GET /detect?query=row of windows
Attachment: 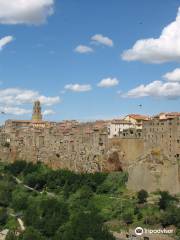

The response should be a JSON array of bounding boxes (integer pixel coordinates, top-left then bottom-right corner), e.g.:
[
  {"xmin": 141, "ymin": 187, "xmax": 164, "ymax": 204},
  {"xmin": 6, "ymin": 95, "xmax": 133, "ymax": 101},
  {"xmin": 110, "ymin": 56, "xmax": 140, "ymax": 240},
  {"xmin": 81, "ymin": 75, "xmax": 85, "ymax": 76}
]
[
  {"xmin": 145, "ymin": 121, "xmax": 180, "ymax": 126},
  {"xmin": 146, "ymin": 135, "xmax": 180, "ymax": 143}
]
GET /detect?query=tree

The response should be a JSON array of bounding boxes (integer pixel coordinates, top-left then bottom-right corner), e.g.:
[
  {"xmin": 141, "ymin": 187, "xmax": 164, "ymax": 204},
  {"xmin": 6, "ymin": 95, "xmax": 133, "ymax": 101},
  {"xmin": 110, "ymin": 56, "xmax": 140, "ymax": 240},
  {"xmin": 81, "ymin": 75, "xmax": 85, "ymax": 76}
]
[
  {"xmin": 24, "ymin": 196, "xmax": 69, "ymax": 237},
  {"xmin": 97, "ymin": 172, "xmax": 128, "ymax": 194},
  {"xmin": 0, "ymin": 181, "xmax": 14, "ymax": 207},
  {"xmin": 137, "ymin": 190, "xmax": 148, "ymax": 204},
  {"xmin": 24, "ymin": 172, "xmax": 47, "ymax": 190},
  {"xmin": 158, "ymin": 191, "xmax": 176, "ymax": 210},
  {"xmin": 54, "ymin": 208, "xmax": 115, "ymax": 240},
  {"xmin": 5, "ymin": 161, "xmax": 27, "ymax": 176},
  {"xmin": 11, "ymin": 189, "xmax": 29, "ymax": 211},
  {"xmin": 68, "ymin": 186, "xmax": 93, "ymax": 213},
  {"xmin": 122, "ymin": 209, "xmax": 134, "ymax": 224},
  {"xmin": 0, "ymin": 207, "xmax": 7, "ymax": 225},
  {"xmin": 19, "ymin": 227, "xmax": 46, "ymax": 240},
  {"xmin": 161, "ymin": 206, "xmax": 180, "ymax": 227}
]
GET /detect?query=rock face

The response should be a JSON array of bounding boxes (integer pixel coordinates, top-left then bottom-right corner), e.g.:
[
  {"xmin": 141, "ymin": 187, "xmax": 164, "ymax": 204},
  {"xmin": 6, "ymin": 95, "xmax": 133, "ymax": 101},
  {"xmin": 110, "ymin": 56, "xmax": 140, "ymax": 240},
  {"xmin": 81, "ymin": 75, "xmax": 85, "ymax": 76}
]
[
  {"xmin": 0, "ymin": 116, "xmax": 180, "ymax": 194},
  {"xmin": 127, "ymin": 149, "xmax": 180, "ymax": 194},
  {"xmin": 0, "ymin": 123, "xmax": 127, "ymax": 173}
]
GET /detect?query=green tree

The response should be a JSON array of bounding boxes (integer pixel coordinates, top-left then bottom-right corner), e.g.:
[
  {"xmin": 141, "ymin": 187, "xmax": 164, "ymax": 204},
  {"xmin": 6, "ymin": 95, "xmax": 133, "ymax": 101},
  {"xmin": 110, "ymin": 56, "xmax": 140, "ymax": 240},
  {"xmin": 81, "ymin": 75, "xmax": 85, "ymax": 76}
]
[
  {"xmin": 158, "ymin": 191, "xmax": 176, "ymax": 210},
  {"xmin": 122, "ymin": 209, "xmax": 134, "ymax": 224},
  {"xmin": 24, "ymin": 172, "xmax": 47, "ymax": 190},
  {"xmin": 137, "ymin": 190, "xmax": 148, "ymax": 204},
  {"xmin": 24, "ymin": 196, "xmax": 69, "ymax": 237},
  {"xmin": 11, "ymin": 189, "xmax": 29, "ymax": 211},
  {"xmin": 0, "ymin": 180, "xmax": 14, "ymax": 207},
  {"xmin": 0, "ymin": 207, "xmax": 7, "ymax": 225},
  {"xmin": 68, "ymin": 186, "xmax": 93, "ymax": 213},
  {"xmin": 97, "ymin": 172, "xmax": 128, "ymax": 194},
  {"xmin": 5, "ymin": 161, "xmax": 27, "ymax": 176},
  {"xmin": 19, "ymin": 227, "xmax": 46, "ymax": 240},
  {"xmin": 54, "ymin": 208, "xmax": 115, "ymax": 240},
  {"xmin": 161, "ymin": 206, "xmax": 180, "ymax": 227}
]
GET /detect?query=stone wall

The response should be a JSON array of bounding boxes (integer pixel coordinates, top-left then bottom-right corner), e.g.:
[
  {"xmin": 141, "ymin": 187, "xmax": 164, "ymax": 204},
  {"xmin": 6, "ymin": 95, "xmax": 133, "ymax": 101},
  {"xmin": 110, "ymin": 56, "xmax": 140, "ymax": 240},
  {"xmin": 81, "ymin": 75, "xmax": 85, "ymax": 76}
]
[
  {"xmin": 0, "ymin": 118, "xmax": 180, "ymax": 194},
  {"xmin": 127, "ymin": 150, "xmax": 180, "ymax": 194}
]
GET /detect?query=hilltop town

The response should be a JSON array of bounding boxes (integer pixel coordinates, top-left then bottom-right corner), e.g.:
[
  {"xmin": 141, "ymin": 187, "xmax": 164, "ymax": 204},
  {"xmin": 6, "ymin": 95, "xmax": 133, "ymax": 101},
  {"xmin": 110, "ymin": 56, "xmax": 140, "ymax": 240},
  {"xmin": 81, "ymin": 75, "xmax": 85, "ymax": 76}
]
[{"xmin": 0, "ymin": 101, "xmax": 179, "ymax": 194}]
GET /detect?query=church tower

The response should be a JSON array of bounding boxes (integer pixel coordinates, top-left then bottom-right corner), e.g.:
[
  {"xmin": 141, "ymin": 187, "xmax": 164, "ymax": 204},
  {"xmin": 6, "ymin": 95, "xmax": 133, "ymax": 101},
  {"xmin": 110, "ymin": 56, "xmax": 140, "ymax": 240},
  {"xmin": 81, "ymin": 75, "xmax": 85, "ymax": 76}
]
[{"xmin": 32, "ymin": 100, "xmax": 42, "ymax": 121}]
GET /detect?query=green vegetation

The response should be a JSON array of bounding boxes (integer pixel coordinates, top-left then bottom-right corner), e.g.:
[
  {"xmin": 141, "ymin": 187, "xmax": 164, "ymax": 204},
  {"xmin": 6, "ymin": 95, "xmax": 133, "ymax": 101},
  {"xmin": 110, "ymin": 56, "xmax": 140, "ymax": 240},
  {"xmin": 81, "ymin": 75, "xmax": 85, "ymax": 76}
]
[
  {"xmin": 0, "ymin": 160, "xmax": 178, "ymax": 239},
  {"xmin": 137, "ymin": 189, "xmax": 148, "ymax": 204}
]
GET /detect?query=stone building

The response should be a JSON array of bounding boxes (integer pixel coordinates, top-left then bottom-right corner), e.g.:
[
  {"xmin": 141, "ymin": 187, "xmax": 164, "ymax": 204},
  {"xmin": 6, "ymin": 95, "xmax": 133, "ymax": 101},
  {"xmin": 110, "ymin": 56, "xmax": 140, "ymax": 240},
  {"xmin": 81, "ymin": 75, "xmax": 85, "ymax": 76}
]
[
  {"xmin": 108, "ymin": 119, "xmax": 134, "ymax": 138},
  {"xmin": 108, "ymin": 114, "xmax": 149, "ymax": 139},
  {"xmin": 0, "ymin": 101, "xmax": 112, "ymax": 172},
  {"xmin": 124, "ymin": 114, "xmax": 150, "ymax": 129},
  {"xmin": 143, "ymin": 114, "xmax": 180, "ymax": 160},
  {"xmin": 0, "ymin": 102, "xmax": 180, "ymax": 193},
  {"xmin": 32, "ymin": 100, "xmax": 42, "ymax": 121}
]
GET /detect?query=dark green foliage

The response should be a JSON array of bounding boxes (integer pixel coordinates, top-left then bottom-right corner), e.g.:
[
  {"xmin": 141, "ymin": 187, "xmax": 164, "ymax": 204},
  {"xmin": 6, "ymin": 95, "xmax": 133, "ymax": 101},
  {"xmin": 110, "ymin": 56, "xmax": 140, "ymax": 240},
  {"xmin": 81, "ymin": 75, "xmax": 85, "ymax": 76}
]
[
  {"xmin": 161, "ymin": 206, "xmax": 180, "ymax": 228},
  {"xmin": 54, "ymin": 208, "xmax": 115, "ymax": 240},
  {"xmin": 122, "ymin": 209, "xmax": 134, "ymax": 224},
  {"xmin": 68, "ymin": 186, "xmax": 93, "ymax": 212},
  {"xmin": 0, "ymin": 180, "xmax": 14, "ymax": 207},
  {"xmin": 11, "ymin": 189, "xmax": 29, "ymax": 211},
  {"xmin": 24, "ymin": 172, "xmax": 47, "ymax": 190},
  {"xmin": 0, "ymin": 207, "xmax": 8, "ymax": 225},
  {"xmin": 46, "ymin": 170, "xmax": 107, "ymax": 196},
  {"xmin": 2, "ymin": 161, "xmax": 180, "ymax": 239},
  {"xmin": 97, "ymin": 172, "xmax": 128, "ymax": 194},
  {"xmin": 137, "ymin": 189, "xmax": 148, "ymax": 204},
  {"xmin": 24, "ymin": 196, "xmax": 69, "ymax": 237},
  {"xmin": 158, "ymin": 191, "xmax": 177, "ymax": 210},
  {"xmin": 5, "ymin": 161, "xmax": 27, "ymax": 176},
  {"xmin": 19, "ymin": 227, "xmax": 46, "ymax": 240}
]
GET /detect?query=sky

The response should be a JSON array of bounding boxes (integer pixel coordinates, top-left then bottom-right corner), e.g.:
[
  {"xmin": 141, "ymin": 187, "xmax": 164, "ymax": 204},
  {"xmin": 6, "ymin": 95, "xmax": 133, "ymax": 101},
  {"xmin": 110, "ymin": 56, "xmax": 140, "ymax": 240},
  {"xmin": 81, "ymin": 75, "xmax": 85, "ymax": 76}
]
[{"xmin": 0, "ymin": 0, "xmax": 180, "ymax": 122}]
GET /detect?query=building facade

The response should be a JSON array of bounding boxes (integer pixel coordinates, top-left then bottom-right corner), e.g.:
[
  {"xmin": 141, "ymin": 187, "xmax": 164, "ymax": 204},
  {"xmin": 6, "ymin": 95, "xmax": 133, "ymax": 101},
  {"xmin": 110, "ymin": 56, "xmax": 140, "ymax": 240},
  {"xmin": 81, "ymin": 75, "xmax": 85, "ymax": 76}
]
[{"xmin": 143, "ymin": 114, "xmax": 180, "ymax": 160}]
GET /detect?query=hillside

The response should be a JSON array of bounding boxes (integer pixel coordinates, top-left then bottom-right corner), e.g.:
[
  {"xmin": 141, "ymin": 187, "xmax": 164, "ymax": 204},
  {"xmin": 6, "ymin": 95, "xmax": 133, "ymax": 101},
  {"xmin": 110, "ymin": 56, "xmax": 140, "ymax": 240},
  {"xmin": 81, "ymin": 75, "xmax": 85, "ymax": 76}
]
[{"xmin": 0, "ymin": 161, "xmax": 179, "ymax": 239}]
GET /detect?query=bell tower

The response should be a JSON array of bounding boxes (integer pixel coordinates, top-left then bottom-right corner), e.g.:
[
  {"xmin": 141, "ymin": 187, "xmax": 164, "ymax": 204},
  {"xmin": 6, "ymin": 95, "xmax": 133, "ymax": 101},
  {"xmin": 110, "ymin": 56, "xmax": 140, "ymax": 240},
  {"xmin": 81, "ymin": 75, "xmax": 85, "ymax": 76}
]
[{"xmin": 32, "ymin": 100, "xmax": 42, "ymax": 121}]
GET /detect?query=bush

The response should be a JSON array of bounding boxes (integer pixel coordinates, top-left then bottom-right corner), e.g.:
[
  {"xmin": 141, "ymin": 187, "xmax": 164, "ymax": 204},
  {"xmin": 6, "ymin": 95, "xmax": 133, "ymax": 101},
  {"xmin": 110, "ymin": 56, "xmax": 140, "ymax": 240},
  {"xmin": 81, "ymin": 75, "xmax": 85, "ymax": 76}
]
[
  {"xmin": 11, "ymin": 189, "xmax": 29, "ymax": 211},
  {"xmin": 54, "ymin": 208, "xmax": 115, "ymax": 240},
  {"xmin": 158, "ymin": 191, "xmax": 177, "ymax": 210},
  {"xmin": 5, "ymin": 161, "xmax": 27, "ymax": 176},
  {"xmin": 0, "ymin": 207, "xmax": 7, "ymax": 225},
  {"xmin": 137, "ymin": 190, "xmax": 148, "ymax": 204},
  {"xmin": 19, "ymin": 227, "xmax": 46, "ymax": 240},
  {"xmin": 97, "ymin": 172, "xmax": 128, "ymax": 194},
  {"xmin": 24, "ymin": 196, "xmax": 69, "ymax": 237},
  {"xmin": 122, "ymin": 209, "xmax": 134, "ymax": 224}
]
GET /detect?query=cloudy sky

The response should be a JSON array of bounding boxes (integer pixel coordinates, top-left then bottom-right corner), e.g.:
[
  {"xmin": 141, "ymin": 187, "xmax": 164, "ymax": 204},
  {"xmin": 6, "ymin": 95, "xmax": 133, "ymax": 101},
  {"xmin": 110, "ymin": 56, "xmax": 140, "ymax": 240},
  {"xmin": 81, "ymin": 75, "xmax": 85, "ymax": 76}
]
[{"xmin": 0, "ymin": 0, "xmax": 180, "ymax": 122}]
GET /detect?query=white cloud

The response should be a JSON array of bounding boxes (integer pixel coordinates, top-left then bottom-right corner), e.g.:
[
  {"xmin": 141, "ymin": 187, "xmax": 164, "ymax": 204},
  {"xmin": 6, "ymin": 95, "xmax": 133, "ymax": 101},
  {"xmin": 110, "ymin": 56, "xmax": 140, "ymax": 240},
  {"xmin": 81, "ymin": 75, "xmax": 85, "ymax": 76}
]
[
  {"xmin": 0, "ymin": 0, "xmax": 54, "ymax": 25},
  {"xmin": 0, "ymin": 88, "xmax": 60, "ymax": 106},
  {"xmin": 0, "ymin": 36, "xmax": 14, "ymax": 50},
  {"xmin": 97, "ymin": 78, "xmax": 119, "ymax": 88},
  {"xmin": 163, "ymin": 68, "xmax": 180, "ymax": 81},
  {"xmin": 43, "ymin": 109, "xmax": 55, "ymax": 115},
  {"xmin": 74, "ymin": 45, "xmax": 93, "ymax": 54},
  {"xmin": 91, "ymin": 34, "xmax": 113, "ymax": 47},
  {"xmin": 38, "ymin": 96, "xmax": 60, "ymax": 106},
  {"xmin": 64, "ymin": 84, "xmax": 92, "ymax": 92},
  {"xmin": 122, "ymin": 7, "xmax": 180, "ymax": 63},
  {"xmin": 122, "ymin": 80, "xmax": 180, "ymax": 99},
  {"xmin": 0, "ymin": 88, "xmax": 60, "ymax": 115},
  {"xmin": 0, "ymin": 106, "xmax": 31, "ymax": 115}
]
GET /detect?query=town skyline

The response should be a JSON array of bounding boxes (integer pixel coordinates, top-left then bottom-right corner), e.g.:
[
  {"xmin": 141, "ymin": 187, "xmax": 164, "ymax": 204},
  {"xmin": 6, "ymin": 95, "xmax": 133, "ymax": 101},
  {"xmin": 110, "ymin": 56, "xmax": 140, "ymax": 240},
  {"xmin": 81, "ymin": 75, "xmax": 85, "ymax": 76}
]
[{"xmin": 0, "ymin": 0, "xmax": 180, "ymax": 123}]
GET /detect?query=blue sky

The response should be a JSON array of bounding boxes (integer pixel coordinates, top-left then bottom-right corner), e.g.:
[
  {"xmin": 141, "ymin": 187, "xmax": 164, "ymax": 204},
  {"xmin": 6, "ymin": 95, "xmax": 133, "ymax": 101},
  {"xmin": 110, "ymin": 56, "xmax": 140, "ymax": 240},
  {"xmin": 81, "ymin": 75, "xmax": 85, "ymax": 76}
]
[{"xmin": 0, "ymin": 0, "xmax": 180, "ymax": 122}]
